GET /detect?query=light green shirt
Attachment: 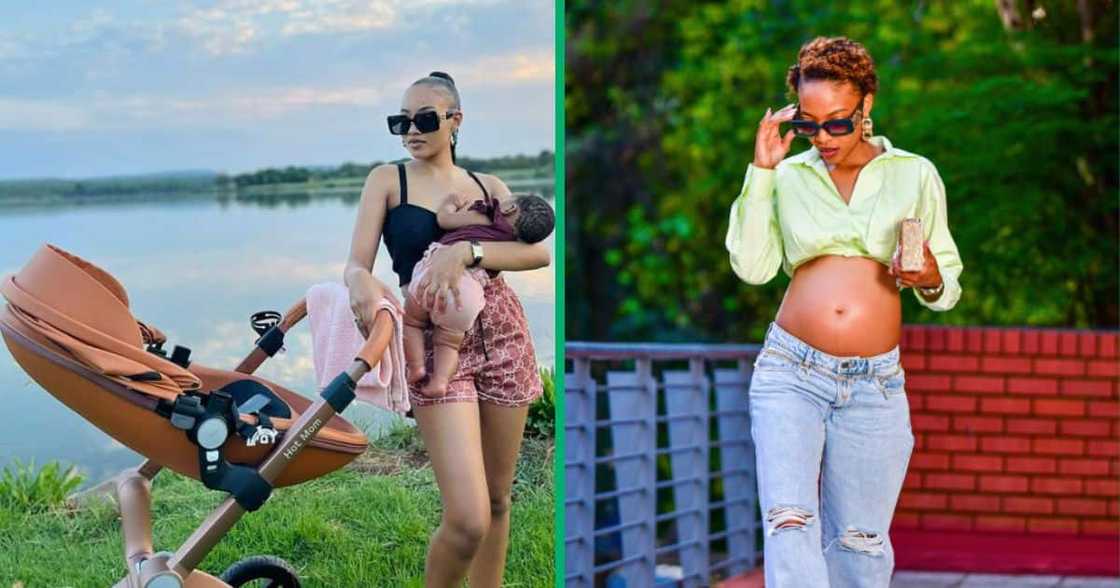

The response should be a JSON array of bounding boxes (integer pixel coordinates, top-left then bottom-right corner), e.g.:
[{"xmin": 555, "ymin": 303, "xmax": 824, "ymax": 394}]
[{"xmin": 724, "ymin": 135, "xmax": 963, "ymax": 311}]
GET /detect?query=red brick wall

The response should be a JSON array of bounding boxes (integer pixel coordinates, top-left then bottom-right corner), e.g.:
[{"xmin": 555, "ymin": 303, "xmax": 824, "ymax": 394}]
[{"xmin": 893, "ymin": 325, "xmax": 1119, "ymax": 537}]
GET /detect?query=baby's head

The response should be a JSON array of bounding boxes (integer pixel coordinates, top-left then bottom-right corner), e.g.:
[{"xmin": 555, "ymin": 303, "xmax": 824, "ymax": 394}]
[{"xmin": 500, "ymin": 193, "xmax": 554, "ymax": 243}]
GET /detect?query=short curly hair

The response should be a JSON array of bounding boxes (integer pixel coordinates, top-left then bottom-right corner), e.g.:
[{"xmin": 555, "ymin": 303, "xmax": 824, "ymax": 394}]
[
  {"xmin": 786, "ymin": 36, "xmax": 878, "ymax": 97},
  {"xmin": 513, "ymin": 193, "xmax": 555, "ymax": 244}
]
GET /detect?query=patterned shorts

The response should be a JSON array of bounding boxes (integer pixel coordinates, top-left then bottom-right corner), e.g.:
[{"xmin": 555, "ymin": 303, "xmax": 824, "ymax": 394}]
[{"xmin": 408, "ymin": 274, "xmax": 543, "ymax": 408}]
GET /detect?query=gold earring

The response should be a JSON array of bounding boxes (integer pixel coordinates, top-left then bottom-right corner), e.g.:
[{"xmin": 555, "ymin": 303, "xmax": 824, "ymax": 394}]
[{"xmin": 862, "ymin": 117, "xmax": 873, "ymax": 140}]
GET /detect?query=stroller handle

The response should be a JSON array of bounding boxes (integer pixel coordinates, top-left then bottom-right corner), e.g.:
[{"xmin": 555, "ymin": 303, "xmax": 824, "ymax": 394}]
[
  {"xmin": 347, "ymin": 308, "xmax": 395, "ymax": 382},
  {"xmin": 167, "ymin": 307, "xmax": 396, "ymax": 577}
]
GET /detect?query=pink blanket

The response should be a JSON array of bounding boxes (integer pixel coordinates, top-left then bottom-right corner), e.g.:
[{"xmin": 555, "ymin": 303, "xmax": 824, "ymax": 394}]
[{"xmin": 306, "ymin": 282, "xmax": 409, "ymax": 414}]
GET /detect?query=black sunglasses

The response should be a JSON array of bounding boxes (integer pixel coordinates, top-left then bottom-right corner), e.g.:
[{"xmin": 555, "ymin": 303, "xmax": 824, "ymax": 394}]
[
  {"xmin": 387, "ymin": 110, "xmax": 456, "ymax": 135},
  {"xmin": 789, "ymin": 98, "xmax": 864, "ymax": 138}
]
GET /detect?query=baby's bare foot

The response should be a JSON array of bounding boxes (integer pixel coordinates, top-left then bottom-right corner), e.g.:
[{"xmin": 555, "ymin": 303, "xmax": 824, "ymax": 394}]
[
  {"xmin": 406, "ymin": 364, "xmax": 427, "ymax": 385},
  {"xmin": 421, "ymin": 378, "xmax": 449, "ymax": 397}
]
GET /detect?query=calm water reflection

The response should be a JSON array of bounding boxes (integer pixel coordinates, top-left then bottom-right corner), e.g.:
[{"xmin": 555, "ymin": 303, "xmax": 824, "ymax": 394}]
[{"xmin": 0, "ymin": 195, "xmax": 554, "ymax": 483}]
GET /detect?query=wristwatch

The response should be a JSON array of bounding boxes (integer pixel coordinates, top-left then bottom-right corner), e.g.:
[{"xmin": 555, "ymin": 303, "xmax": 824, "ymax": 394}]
[
  {"xmin": 919, "ymin": 282, "xmax": 944, "ymax": 298},
  {"xmin": 468, "ymin": 240, "xmax": 483, "ymax": 268}
]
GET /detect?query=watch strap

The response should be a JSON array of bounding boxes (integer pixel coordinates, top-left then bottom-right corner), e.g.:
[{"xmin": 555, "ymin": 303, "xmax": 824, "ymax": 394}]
[{"xmin": 468, "ymin": 240, "xmax": 483, "ymax": 268}]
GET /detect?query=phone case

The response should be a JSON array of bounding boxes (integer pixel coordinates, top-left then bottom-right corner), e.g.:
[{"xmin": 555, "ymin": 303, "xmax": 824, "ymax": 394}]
[{"xmin": 899, "ymin": 218, "xmax": 924, "ymax": 272}]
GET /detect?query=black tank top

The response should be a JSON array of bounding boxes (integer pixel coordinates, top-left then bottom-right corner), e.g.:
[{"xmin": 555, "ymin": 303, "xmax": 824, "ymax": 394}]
[{"xmin": 382, "ymin": 163, "xmax": 490, "ymax": 286}]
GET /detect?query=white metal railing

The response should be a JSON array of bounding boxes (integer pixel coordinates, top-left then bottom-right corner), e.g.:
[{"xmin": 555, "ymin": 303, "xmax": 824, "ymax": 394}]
[{"xmin": 565, "ymin": 342, "xmax": 764, "ymax": 587}]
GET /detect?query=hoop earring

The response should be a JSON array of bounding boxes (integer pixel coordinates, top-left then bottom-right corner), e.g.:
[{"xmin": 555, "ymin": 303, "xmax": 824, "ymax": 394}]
[{"xmin": 862, "ymin": 117, "xmax": 873, "ymax": 141}]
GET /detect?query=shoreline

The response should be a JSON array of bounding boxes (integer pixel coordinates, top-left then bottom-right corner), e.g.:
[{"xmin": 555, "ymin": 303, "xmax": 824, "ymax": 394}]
[{"xmin": 0, "ymin": 177, "xmax": 556, "ymax": 211}]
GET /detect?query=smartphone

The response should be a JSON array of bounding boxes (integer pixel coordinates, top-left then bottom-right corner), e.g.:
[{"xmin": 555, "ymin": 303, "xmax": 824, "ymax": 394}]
[{"xmin": 899, "ymin": 218, "xmax": 924, "ymax": 272}]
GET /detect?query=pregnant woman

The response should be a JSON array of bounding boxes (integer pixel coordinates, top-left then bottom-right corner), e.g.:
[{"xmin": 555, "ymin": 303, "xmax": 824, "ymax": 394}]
[
  {"xmin": 724, "ymin": 37, "xmax": 963, "ymax": 587},
  {"xmin": 344, "ymin": 71, "xmax": 548, "ymax": 587}
]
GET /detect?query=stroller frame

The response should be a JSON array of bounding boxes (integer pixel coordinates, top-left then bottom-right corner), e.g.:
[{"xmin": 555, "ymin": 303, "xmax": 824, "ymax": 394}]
[{"xmin": 1, "ymin": 245, "xmax": 394, "ymax": 588}]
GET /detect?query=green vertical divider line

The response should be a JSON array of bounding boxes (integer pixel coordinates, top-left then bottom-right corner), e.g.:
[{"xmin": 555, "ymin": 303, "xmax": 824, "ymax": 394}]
[{"xmin": 553, "ymin": 0, "xmax": 566, "ymax": 585}]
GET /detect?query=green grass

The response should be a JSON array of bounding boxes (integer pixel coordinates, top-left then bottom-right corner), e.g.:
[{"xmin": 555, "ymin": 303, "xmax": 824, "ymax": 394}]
[
  {"xmin": 526, "ymin": 366, "xmax": 556, "ymax": 438},
  {"xmin": 0, "ymin": 432, "xmax": 554, "ymax": 587},
  {"xmin": 0, "ymin": 459, "xmax": 84, "ymax": 513}
]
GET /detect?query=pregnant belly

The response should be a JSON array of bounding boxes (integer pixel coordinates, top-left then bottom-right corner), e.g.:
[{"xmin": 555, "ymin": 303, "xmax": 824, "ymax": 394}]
[{"xmin": 775, "ymin": 255, "xmax": 902, "ymax": 356}]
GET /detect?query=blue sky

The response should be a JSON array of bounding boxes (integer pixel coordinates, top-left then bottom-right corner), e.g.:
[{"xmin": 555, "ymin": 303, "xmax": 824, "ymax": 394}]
[{"xmin": 0, "ymin": 0, "xmax": 554, "ymax": 178}]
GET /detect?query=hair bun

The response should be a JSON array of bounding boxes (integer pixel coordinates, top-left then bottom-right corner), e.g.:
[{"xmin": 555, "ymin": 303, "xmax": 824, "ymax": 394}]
[{"xmin": 429, "ymin": 71, "xmax": 455, "ymax": 85}]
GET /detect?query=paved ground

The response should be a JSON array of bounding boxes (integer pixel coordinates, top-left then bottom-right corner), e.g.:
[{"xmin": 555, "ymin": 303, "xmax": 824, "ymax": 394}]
[
  {"xmin": 891, "ymin": 572, "xmax": 1120, "ymax": 588},
  {"xmin": 721, "ymin": 570, "xmax": 1119, "ymax": 587}
]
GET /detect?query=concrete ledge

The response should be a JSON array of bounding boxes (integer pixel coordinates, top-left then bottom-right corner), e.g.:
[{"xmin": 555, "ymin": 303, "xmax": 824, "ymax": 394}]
[
  {"xmin": 722, "ymin": 569, "xmax": 1119, "ymax": 588},
  {"xmin": 892, "ymin": 529, "xmax": 1119, "ymax": 577},
  {"xmin": 718, "ymin": 568, "xmax": 764, "ymax": 588}
]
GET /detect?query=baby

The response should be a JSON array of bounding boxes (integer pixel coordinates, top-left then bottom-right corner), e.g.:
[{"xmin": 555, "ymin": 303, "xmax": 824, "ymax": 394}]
[{"xmin": 403, "ymin": 189, "xmax": 554, "ymax": 396}]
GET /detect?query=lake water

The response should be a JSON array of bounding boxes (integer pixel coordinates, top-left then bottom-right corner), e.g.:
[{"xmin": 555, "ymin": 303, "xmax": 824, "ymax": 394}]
[{"xmin": 0, "ymin": 194, "xmax": 554, "ymax": 483}]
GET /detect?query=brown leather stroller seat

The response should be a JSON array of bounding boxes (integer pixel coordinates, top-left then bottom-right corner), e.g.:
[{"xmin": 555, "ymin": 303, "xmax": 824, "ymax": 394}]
[
  {"xmin": 0, "ymin": 244, "xmax": 394, "ymax": 587},
  {"xmin": 0, "ymin": 244, "xmax": 367, "ymax": 486}
]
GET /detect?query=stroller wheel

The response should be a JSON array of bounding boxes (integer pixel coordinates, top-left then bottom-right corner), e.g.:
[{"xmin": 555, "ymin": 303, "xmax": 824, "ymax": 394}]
[{"xmin": 218, "ymin": 555, "xmax": 301, "ymax": 588}]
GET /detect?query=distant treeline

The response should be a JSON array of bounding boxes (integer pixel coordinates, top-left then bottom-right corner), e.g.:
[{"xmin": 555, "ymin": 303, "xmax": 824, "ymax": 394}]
[
  {"xmin": 0, "ymin": 152, "xmax": 553, "ymax": 203},
  {"xmin": 0, "ymin": 173, "xmax": 218, "ymax": 203},
  {"xmin": 224, "ymin": 150, "xmax": 554, "ymax": 188}
]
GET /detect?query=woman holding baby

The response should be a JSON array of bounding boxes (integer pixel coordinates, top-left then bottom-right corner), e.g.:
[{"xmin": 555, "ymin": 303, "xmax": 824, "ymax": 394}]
[{"xmin": 343, "ymin": 71, "xmax": 551, "ymax": 588}]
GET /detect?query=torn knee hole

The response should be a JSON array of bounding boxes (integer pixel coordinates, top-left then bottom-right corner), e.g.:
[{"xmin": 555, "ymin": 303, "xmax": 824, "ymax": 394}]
[
  {"xmin": 765, "ymin": 505, "xmax": 815, "ymax": 535},
  {"xmin": 838, "ymin": 526, "xmax": 885, "ymax": 556}
]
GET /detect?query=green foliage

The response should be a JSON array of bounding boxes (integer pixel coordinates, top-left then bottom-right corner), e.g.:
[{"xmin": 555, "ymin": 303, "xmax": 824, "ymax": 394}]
[
  {"xmin": 526, "ymin": 366, "xmax": 557, "ymax": 438},
  {"xmin": 370, "ymin": 418, "xmax": 427, "ymax": 453},
  {"xmin": 0, "ymin": 459, "xmax": 84, "ymax": 512},
  {"xmin": 457, "ymin": 150, "xmax": 555, "ymax": 175},
  {"xmin": 567, "ymin": 0, "xmax": 1118, "ymax": 341},
  {"xmin": 0, "ymin": 173, "xmax": 218, "ymax": 204},
  {"xmin": 230, "ymin": 151, "xmax": 555, "ymax": 188},
  {"xmin": 232, "ymin": 165, "xmax": 312, "ymax": 187},
  {"xmin": 0, "ymin": 153, "xmax": 553, "ymax": 205}
]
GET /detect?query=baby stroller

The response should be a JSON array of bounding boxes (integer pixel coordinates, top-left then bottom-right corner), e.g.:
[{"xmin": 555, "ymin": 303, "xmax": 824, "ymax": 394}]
[{"xmin": 0, "ymin": 244, "xmax": 393, "ymax": 587}]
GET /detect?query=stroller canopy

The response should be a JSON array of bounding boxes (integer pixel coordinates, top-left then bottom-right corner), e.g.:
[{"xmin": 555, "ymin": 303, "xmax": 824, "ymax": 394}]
[{"xmin": 1, "ymin": 244, "xmax": 201, "ymax": 399}]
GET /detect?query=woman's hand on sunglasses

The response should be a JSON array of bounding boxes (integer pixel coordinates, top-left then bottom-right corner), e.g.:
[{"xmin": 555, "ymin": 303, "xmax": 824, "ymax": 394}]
[{"xmin": 753, "ymin": 104, "xmax": 798, "ymax": 170}]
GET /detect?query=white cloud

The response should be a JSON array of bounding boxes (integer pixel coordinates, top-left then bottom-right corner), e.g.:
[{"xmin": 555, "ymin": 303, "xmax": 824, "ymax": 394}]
[
  {"xmin": 0, "ymin": 98, "xmax": 90, "ymax": 131},
  {"xmin": 181, "ymin": 319, "xmax": 258, "ymax": 367},
  {"xmin": 0, "ymin": 83, "xmax": 382, "ymax": 131},
  {"xmin": 182, "ymin": 319, "xmax": 317, "ymax": 388},
  {"xmin": 177, "ymin": 0, "xmax": 507, "ymax": 56},
  {"xmin": 0, "ymin": 33, "xmax": 27, "ymax": 60},
  {"xmin": 67, "ymin": 9, "xmax": 116, "ymax": 44},
  {"xmin": 0, "ymin": 0, "xmax": 529, "ymax": 68},
  {"xmin": 0, "ymin": 45, "xmax": 548, "ymax": 132},
  {"xmin": 176, "ymin": 6, "xmax": 261, "ymax": 56},
  {"xmin": 455, "ymin": 48, "xmax": 554, "ymax": 85},
  {"xmin": 137, "ymin": 254, "xmax": 349, "ymax": 288},
  {"xmin": 225, "ymin": 85, "xmax": 386, "ymax": 116},
  {"xmin": 0, "ymin": 9, "xmax": 169, "ymax": 73},
  {"xmin": 278, "ymin": 3, "xmax": 398, "ymax": 36}
]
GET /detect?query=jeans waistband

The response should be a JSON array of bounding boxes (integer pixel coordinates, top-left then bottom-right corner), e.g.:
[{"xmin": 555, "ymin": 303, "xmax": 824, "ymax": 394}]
[{"xmin": 763, "ymin": 321, "xmax": 900, "ymax": 377}]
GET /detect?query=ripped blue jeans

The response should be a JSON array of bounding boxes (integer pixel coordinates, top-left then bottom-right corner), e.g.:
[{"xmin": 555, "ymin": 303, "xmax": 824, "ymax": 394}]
[{"xmin": 748, "ymin": 322, "xmax": 915, "ymax": 587}]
